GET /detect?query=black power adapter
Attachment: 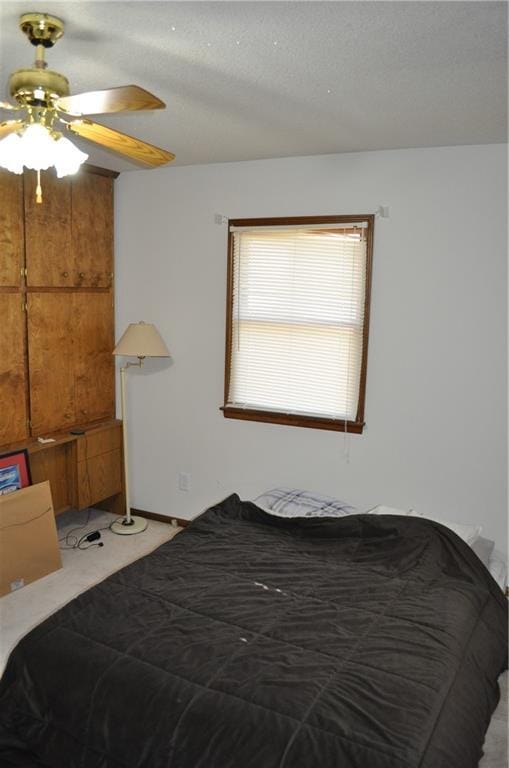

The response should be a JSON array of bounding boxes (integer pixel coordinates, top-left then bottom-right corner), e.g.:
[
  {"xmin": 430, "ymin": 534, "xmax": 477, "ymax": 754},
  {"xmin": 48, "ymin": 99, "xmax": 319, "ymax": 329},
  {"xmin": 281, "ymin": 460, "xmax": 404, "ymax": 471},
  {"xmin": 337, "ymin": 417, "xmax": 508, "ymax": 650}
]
[
  {"xmin": 83, "ymin": 530, "xmax": 104, "ymax": 548},
  {"xmin": 59, "ymin": 518, "xmax": 107, "ymax": 551}
]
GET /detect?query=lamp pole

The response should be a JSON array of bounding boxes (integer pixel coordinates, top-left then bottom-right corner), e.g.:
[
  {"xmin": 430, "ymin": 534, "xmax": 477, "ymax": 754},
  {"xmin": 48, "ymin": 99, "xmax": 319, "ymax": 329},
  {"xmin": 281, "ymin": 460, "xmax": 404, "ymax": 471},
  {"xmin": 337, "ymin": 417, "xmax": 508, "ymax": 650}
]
[
  {"xmin": 111, "ymin": 358, "xmax": 147, "ymax": 535},
  {"xmin": 111, "ymin": 321, "xmax": 170, "ymax": 535}
]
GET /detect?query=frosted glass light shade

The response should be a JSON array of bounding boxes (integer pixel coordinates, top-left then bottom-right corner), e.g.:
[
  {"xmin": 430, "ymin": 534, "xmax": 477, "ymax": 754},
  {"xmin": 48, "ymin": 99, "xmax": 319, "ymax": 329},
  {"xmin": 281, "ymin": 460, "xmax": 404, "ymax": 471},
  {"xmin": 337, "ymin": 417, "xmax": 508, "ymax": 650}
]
[
  {"xmin": 113, "ymin": 321, "xmax": 170, "ymax": 358},
  {"xmin": 53, "ymin": 136, "xmax": 89, "ymax": 177},
  {"xmin": 0, "ymin": 134, "xmax": 24, "ymax": 174},
  {"xmin": 20, "ymin": 124, "xmax": 57, "ymax": 170},
  {"xmin": 0, "ymin": 123, "xmax": 88, "ymax": 176}
]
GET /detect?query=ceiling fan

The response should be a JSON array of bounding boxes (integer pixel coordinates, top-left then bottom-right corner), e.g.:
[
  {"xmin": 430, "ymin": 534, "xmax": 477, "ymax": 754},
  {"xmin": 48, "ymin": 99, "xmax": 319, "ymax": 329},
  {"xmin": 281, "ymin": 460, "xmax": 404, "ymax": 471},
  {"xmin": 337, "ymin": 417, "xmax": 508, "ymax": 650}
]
[{"xmin": 0, "ymin": 12, "xmax": 175, "ymax": 190}]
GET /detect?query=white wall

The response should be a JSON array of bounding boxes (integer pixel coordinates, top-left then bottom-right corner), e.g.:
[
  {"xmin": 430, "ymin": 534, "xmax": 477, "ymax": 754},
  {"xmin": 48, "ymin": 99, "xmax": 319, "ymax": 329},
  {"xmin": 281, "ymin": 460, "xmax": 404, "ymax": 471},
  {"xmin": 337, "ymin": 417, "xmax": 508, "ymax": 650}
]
[{"xmin": 115, "ymin": 144, "xmax": 508, "ymax": 551}]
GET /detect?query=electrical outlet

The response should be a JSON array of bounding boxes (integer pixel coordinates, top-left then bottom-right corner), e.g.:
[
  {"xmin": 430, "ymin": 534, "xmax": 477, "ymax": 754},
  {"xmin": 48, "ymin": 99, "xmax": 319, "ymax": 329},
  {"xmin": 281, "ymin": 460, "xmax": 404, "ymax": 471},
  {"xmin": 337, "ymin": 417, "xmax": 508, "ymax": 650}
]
[{"xmin": 178, "ymin": 472, "xmax": 191, "ymax": 492}]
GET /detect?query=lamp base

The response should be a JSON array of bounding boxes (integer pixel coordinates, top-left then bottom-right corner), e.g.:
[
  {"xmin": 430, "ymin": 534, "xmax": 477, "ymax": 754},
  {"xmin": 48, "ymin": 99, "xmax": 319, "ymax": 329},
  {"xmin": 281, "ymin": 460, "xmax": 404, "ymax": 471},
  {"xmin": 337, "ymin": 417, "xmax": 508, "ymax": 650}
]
[{"xmin": 110, "ymin": 515, "xmax": 148, "ymax": 535}]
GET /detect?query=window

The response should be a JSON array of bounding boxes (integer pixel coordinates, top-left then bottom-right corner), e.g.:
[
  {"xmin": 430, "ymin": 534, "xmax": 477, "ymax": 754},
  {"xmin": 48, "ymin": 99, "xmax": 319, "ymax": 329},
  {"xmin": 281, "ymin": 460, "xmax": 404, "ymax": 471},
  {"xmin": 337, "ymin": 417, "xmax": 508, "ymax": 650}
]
[{"xmin": 222, "ymin": 215, "xmax": 374, "ymax": 433}]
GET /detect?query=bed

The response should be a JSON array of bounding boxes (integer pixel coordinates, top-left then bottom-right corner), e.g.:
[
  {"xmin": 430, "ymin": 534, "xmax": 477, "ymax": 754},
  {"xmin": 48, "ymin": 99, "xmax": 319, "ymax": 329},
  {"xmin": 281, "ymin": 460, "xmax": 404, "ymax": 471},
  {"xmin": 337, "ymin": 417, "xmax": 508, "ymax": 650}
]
[{"xmin": 0, "ymin": 493, "xmax": 507, "ymax": 768}]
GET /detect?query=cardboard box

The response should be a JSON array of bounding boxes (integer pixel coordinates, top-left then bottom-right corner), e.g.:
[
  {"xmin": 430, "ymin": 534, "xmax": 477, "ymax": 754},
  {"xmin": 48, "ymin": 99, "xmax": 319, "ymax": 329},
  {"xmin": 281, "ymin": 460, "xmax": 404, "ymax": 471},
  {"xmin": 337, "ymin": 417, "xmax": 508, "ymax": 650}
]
[{"xmin": 0, "ymin": 481, "xmax": 62, "ymax": 597}]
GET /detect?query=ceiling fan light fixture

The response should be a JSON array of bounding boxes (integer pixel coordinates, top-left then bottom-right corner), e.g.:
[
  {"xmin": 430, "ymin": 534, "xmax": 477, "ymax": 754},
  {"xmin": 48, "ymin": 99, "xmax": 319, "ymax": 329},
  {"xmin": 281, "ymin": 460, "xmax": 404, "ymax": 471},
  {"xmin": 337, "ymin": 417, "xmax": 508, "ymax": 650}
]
[
  {"xmin": 1, "ymin": 12, "xmax": 173, "ymax": 183},
  {"xmin": 19, "ymin": 123, "xmax": 58, "ymax": 171},
  {"xmin": 0, "ymin": 121, "xmax": 88, "ymax": 177},
  {"xmin": 53, "ymin": 135, "xmax": 88, "ymax": 177},
  {"xmin": 0, "ymin": 133, "xmax": 24, "ymax": 174}
]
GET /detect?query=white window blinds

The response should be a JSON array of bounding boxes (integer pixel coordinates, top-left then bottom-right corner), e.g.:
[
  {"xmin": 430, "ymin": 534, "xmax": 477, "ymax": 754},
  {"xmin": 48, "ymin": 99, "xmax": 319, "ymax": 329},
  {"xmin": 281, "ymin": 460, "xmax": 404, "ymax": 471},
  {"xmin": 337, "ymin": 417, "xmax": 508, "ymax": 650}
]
[{"xmin": 226, "ymin": 222, "xmax": 369, "ymax": 422}]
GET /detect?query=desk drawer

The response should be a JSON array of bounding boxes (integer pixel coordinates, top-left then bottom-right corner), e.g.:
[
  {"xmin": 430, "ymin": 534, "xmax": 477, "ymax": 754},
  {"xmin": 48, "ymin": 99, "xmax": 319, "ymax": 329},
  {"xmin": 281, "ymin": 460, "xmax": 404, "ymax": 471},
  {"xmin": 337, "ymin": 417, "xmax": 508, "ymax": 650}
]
[{"xmin": 76, "ymin": 424, "xmax": 121, "ymax": 462}]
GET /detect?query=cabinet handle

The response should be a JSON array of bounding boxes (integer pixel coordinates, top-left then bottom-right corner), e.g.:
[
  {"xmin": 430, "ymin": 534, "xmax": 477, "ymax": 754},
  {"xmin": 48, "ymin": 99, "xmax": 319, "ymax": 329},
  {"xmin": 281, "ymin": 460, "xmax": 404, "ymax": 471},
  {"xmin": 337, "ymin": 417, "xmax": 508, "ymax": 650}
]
[
  {"xmin": 79, "ymin": 272, "xmax": 85, "ymax": 278},
  {"xmin": 81, "ymin": 409, "xmax": 88, "ymax": 415},
  {"xmin": 62, "ymin": 271, "xmax": 69, "ymax": 278}
]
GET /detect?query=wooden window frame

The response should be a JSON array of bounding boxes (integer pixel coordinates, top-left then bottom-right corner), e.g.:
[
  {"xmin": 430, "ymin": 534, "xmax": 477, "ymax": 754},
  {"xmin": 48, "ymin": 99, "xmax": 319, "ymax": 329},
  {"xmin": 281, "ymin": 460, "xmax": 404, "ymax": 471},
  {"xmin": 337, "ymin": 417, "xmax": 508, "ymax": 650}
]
[{"xmin": 222, "ymin": 214, "xmax": 374, "ymax": 433}]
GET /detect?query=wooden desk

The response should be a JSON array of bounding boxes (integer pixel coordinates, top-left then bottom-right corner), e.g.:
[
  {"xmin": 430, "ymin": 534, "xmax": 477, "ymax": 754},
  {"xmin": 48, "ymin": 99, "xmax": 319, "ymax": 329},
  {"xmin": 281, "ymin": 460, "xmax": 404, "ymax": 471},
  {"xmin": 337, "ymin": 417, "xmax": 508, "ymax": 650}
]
[{"xmin": 0, "ymin": 419, "xmax": 124, "ymax": 516}]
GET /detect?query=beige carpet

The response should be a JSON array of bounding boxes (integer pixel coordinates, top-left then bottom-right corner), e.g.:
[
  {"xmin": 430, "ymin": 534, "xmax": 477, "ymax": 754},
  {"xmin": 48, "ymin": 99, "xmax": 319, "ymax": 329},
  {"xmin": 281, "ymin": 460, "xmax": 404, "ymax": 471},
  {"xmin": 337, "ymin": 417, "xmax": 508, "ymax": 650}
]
[
  {"xmin": 481, "ymin": 671, "xmax": 508, "ymax": 768},
  {"xmin": 0, "ymin": 508, "xmax": 507, "ymax": 767}
]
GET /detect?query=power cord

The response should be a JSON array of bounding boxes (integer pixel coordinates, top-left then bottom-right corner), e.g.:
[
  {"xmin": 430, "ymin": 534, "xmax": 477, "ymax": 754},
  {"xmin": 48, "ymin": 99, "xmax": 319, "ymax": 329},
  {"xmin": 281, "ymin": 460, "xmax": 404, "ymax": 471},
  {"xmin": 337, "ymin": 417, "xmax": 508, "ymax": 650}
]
[
  {"xmin": 58, "ymin": 508, "xmax": 92, "ymax": 548},
  {"xmin": 59, "ymin": 528, "xmax": 104, "ymax": 550},
  {"xmin": 59, "ymin": 510, "xmax": 110, "ymax": 550}
]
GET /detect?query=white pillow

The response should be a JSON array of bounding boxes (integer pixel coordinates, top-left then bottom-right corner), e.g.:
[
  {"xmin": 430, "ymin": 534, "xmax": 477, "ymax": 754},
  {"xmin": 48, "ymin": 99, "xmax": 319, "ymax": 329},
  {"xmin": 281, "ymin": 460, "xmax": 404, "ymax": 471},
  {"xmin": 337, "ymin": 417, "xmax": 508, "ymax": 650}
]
[
  {"xmin": 367, "ymin": 505, "xmax": 414, "ymax": 516},
  {"xmin": 408, "ymin": 510, "xmax": 481, "ymax": 545}
]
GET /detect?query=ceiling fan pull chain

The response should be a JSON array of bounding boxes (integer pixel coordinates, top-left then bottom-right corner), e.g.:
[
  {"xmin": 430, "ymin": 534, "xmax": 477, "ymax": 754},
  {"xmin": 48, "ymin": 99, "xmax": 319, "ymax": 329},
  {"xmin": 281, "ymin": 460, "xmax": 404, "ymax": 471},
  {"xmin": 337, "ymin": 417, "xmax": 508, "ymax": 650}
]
[{"xmin": 35, "ymin": 169, "xmax": 43, "ymax": 204}]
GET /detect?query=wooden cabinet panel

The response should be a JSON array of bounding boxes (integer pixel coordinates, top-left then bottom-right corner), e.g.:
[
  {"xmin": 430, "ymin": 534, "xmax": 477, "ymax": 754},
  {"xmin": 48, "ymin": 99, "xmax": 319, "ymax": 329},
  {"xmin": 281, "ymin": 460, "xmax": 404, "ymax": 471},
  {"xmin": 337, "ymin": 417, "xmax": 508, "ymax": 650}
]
[
  {"xmin": 25, "ymin": 173, "xmax": 73, "ymax": 287},
  {"xmin": 27, "ymin": 293, "xmax": 75, "ymax": 434},
  {"xmin": 27, "ymin": 293, "xmax": 114, "ymax": 435},
  {"xmin": 30, "ymin": 443, "xmax": 75, "ymax": 513},
  {"xmin": 0, "ymin": 171, "xmax": 24, "ymax": 287},
  {"xmin": 72, "ymin": 173, "xmax": 113, "ymax": 288},
  {"xmin": 73, "ymin": 293, "xmax": 115, "ymax": 423},
  {"xmin": 77, "ymin": 448, "xmax": 122, "ymax": 509},
  {"xmin": 0, "ymin": 294, "xmax": 28, "ymax": 444}
]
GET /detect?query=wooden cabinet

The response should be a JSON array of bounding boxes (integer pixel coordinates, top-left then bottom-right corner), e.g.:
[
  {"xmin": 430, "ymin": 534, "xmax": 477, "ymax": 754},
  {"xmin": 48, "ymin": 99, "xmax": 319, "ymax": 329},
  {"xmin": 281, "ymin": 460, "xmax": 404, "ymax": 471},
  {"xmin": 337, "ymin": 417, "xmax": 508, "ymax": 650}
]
[
  {"xmin": 25, "ymin": 420, "xmax": 124, "ymax": 515},
  {"xmin": 0, "ymin": 165, "xmax": 116, "ymax": 446},
  {"xmin": 0, "ymin": 166, "xmax": 121, "ymax": 521},
  {"xmin": 27, "ymin": 293, "xmax": 76, "ymax": 434},
  {"xmin": 0, "ymin": 294, "xmax": 29, "ymax": 445},
  {"xmin": 76, "ymin": 422, "xmax": 122, "ymax": 509},
  {"xmin": 25, "ymin": 171, "xmax": 113, "ymax": 289},
  {"xmin": 73, "ymin": 293, "xmax": 115, "ymax": 422},
  {"xmin": 0, "ymin": 170, "xmax": 28, "ymax": 445},
  {"xmin": 30, "ymin": 441, "xmax": 75, "ymax": 514},
  {"xmin": 0, "ymin": 171, "xmax": 24, "ymax": 288},
  {"xmin": 27, "ymin": 292, "xmax": 114, "ymax": 434},
  {"xmin": 72, "ymin": 173, "xmax": 113, "ymax": 288},
  {"xmin": 24, "ymin": 173, "xmax": 73, "ymax": 288}
]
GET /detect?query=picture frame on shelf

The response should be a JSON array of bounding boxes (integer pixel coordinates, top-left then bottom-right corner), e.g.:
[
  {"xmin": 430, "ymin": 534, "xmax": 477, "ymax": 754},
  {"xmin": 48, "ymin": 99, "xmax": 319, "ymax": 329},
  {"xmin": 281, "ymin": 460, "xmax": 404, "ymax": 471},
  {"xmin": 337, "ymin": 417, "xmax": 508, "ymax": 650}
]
[{"xmin": 0, "ymin": 449, "xmax": 32, "ymax": 496}]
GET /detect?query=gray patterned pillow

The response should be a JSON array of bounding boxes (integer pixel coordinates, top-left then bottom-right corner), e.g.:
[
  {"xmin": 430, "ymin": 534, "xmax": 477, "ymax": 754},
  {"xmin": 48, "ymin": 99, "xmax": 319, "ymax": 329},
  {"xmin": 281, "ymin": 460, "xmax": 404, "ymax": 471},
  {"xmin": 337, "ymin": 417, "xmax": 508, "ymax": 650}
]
[{"xmin": 254, "ymin": 488, "xmax": 357, "ymax": 518}]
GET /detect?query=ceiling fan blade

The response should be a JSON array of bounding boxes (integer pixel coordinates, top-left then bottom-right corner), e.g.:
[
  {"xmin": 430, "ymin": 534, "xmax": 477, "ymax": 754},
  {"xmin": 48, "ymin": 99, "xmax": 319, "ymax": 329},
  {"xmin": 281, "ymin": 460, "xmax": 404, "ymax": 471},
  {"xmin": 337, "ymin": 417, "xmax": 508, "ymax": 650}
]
[
  {"xmin": 0, "ymin": 101, "xmax": 18, "ymax": 111},
  {"xmin": 56, "ymin": 85, "xmax": 165, "ymax": 116},
  {"xmin": 66, "ymin": 119, "xmax": 175, "ymax": 167},
  {"xmin": 0, "ymin": 120, "xmax": 23, "ymax": 139}
]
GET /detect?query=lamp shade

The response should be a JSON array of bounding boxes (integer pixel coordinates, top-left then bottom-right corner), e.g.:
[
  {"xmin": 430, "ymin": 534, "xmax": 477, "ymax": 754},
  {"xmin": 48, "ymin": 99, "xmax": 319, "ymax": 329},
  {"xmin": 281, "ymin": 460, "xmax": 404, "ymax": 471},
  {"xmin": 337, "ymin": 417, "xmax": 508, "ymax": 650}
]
[{"xmin": 113, "ymin": 321, "xmax": 170, "ymax": 358}]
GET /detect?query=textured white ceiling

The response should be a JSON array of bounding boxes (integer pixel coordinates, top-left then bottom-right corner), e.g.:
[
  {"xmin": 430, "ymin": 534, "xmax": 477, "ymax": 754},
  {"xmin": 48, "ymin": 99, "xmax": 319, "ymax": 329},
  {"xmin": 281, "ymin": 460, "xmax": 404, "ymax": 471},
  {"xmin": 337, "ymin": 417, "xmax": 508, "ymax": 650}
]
[{"xmin": 0, "ymin": 1, "xmax": 507, "ymax": 172}]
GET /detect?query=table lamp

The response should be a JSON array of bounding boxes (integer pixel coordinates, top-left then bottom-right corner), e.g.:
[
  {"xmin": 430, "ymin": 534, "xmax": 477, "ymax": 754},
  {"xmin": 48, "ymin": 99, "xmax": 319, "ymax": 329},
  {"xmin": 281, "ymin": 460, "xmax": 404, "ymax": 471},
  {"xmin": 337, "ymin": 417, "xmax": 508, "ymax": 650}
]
[{"xmin": 111, "ymin": 321, "xmax": 170, "ymax": 535}]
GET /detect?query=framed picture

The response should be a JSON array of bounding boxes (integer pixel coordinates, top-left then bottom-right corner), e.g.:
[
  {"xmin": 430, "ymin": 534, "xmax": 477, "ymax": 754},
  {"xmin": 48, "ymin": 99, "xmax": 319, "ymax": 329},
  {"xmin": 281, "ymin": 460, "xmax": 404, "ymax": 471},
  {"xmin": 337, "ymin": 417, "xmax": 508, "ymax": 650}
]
[{"xmin": 0, "ymin": 449, "xmax": 32, "ymax": 496}]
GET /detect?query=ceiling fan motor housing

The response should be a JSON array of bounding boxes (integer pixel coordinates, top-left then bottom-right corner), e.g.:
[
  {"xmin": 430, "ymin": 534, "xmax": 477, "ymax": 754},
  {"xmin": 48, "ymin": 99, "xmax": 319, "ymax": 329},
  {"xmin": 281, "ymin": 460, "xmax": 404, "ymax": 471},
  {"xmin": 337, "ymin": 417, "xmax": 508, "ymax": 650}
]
[
  {"xmin": 10, "ymin": 14, "xmax": 69, "ymax": 107},
  {"xmin": 10, "ymin": 69, "xmax": 70, "ymax": 106}
]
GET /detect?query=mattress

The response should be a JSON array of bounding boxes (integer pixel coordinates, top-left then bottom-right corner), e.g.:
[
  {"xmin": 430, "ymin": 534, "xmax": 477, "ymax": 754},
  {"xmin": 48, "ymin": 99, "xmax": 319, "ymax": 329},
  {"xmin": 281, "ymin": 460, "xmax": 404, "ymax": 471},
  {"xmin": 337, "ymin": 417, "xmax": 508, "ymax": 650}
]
[{"xmin": 0, "ymin": 495, "xmax": 507, "ymax": 768}]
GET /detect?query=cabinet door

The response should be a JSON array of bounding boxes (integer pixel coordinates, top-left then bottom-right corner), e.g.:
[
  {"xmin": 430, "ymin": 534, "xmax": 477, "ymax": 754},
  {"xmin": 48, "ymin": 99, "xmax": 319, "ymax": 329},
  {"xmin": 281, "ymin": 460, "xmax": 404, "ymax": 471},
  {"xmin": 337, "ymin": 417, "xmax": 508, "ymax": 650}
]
[
  {"xmin": 73, "ymin": 293, "xmax": 115, "ymax": 422},
  {"xmin": 30, "ymin": 443, "xmax": 74, "ymax": 513},
  {"xmin": 27, "ymin": 293, "xmax": 76, "ymax": 434},
  {"xmin": 71, "ymin": 173, "xmax": 113, "ymax": 287},
  {"xmin": 0, "ymin": 293, "xmax": 29, "ymax": 444},
  {"xmin": 78, "ymin": 449, "xmax": 122, "ymax": 509},
  {"xmin": 0, "ymin": 170, "xmax": 24, "ymax": 288},
  {"xmin": 25, "ymin": 172, "xmax": 73, "ymax": 288}
]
